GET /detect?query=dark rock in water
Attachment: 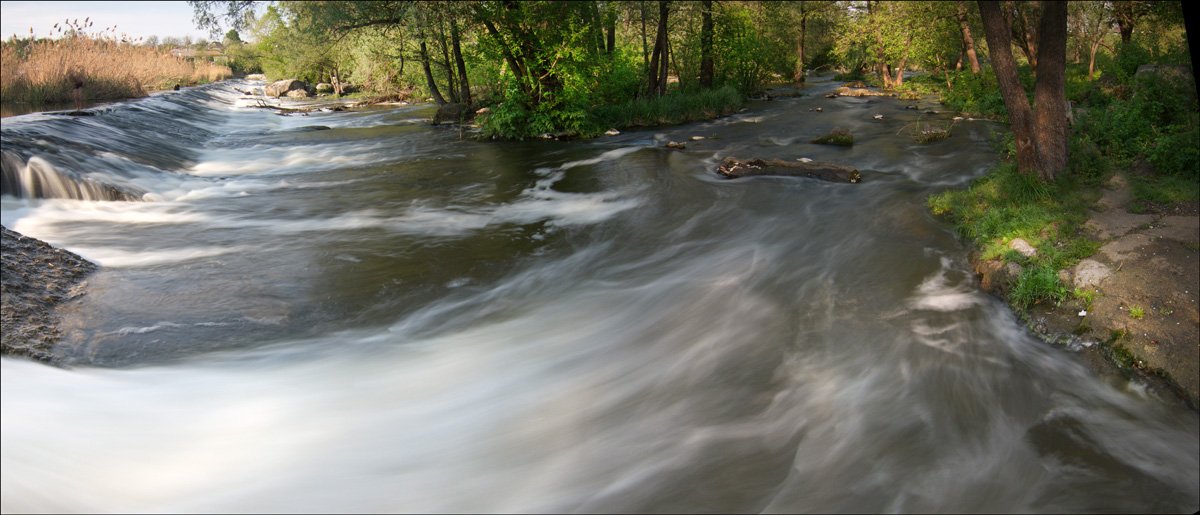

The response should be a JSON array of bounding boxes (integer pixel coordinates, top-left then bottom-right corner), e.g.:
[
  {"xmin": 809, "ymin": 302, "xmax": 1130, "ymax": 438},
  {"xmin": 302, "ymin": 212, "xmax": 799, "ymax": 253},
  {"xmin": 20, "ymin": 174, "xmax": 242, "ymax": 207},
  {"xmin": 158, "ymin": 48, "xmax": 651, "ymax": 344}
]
[
  {"xmin": 1, "ymin": 225, "xmax": 97, "ymax": 363},
  {"xmin": 811, "ymin": 128, "xmax": 854, "ymax": 146},
  {"xmin": 717, "ymin": 157, "xmax": 862, "ymax": 183},
  {"xmin": 432, "ymin": 103, "xmax": 473, "ymax": 125},
  {"xmin": 665, "ymin": 141, "xmax": 686, "ymax": 149},
  {"xmin": 48, "ymin": 110, "xmax": 97, "ymax": 117}
]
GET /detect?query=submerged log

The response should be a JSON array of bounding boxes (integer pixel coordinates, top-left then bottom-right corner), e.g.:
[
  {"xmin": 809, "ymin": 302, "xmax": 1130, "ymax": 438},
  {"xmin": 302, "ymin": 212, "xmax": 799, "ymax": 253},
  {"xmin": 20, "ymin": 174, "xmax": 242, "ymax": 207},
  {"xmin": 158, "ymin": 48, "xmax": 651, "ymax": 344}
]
[{"xmin": 717, "ymin": 157, "xmax": 862, "ymax": 183}]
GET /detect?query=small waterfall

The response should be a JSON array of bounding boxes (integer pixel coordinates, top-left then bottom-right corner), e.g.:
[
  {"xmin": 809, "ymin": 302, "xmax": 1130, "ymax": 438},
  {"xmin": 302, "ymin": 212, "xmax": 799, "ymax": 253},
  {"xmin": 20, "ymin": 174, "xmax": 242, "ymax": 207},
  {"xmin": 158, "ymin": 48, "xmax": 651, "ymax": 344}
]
[{"xmin": 0, "ymin": 150, "xmax": 141, "ymax": 201}]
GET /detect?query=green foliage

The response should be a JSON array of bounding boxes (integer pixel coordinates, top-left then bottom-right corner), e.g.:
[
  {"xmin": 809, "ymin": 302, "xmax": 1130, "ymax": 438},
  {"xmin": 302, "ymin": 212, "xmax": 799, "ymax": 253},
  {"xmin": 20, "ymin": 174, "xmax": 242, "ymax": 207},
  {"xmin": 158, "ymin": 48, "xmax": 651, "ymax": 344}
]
[
  {"xmin": 1128, "ymin": 305, "xmax": 1145, "ymax": 319},
  {"xmin": 939, "ymin": 71, "xmax": 1006, "ymax": 118},
  {"xmin": 1011, "ymin": 264, "xmax": 1068, "ymax": 310},
  {"xmin": 1074, "ymin": 287, "xmax": 1098, "ymax": 309},
  {"xmin": 713, "ymin": 4, "xmax": 777, "ymax": 94}
]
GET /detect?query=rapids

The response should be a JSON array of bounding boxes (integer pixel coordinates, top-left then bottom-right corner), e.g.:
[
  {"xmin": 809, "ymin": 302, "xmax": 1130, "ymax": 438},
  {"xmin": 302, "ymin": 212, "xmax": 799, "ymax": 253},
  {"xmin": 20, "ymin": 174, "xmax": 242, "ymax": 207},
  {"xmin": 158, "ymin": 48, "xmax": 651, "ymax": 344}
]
[{"xmin": 2, "ymin": 78, "xmax": 1197, "ymax": 513}]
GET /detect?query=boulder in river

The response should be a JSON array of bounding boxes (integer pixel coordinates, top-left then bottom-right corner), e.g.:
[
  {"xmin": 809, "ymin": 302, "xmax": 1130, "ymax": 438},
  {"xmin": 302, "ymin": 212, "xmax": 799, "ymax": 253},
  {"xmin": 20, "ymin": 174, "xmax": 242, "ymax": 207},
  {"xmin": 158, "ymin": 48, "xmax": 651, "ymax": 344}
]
[
  {"xmin": 717, "ymin": 157, "xmax": 862, "ymax": 183},
  {"xmin": 315, "ymin": 83, "xmax": 334, "ymax": 94},
  {"xmin": 286, "ymin": 89, "xmax": 311, "ymax": 99},
  {"xmin": 265, "ymin": 79, "xmax": 308, "ymax": 98}
]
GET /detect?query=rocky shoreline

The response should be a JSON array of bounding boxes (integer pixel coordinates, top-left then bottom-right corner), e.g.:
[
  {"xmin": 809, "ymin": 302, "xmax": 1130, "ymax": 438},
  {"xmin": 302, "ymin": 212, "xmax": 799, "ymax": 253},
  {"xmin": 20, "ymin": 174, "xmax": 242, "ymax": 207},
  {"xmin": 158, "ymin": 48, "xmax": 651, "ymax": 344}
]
[
  {"xmin": 1, "ymin": 225, "xmax": 96, "ymax": 363},
  {"xmin": 972, "ymin": 174, "xmax": 1200, "ymax": 410}
]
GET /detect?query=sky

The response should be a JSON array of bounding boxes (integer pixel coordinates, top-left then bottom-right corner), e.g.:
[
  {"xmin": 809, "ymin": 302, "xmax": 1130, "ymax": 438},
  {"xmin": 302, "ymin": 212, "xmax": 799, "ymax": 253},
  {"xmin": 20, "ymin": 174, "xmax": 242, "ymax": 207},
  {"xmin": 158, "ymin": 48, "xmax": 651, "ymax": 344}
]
[{"xmin": 0, "ymin": 1, "xmax": 229, "ymax": 42}]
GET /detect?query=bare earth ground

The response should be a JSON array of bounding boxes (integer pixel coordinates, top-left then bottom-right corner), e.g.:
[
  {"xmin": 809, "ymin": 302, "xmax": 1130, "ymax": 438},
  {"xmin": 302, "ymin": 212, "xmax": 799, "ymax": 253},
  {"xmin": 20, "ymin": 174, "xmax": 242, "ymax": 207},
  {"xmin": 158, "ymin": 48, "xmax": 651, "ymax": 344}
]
[{"xmin": 1025, "ymin": 174, "xmax": 1200, "ymax": 410}]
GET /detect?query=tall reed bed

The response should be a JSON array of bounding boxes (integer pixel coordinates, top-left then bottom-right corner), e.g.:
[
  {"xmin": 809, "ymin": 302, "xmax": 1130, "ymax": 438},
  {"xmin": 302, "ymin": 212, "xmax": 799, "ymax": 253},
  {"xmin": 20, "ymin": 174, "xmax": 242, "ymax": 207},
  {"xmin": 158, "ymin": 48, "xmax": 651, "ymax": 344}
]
[{"xmin": 1, "ymin": 23, "xmax": 231, "ymax": 106}]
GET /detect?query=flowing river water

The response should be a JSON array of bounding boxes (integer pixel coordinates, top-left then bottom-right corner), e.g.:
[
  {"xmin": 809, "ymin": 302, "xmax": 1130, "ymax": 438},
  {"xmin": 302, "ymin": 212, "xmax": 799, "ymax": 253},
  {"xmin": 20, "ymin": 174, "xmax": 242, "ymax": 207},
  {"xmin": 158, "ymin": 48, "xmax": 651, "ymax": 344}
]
[{"xmin": 1, "ymin": 77, "xmax": 1197, "ymax": 513}]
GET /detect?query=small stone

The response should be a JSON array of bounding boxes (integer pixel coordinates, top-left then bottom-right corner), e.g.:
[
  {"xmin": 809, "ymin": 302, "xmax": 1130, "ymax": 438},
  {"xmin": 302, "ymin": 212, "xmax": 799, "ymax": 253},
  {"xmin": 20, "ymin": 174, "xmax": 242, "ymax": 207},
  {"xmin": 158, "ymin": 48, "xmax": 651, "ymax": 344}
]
[
  {"xmin": 1009, "ymin": 238, "xmax": 1037, "ymax": 258},
  {"xmin": 665, "ymin": 141, "xmax": 686, "ymax": 149},
  {"xmin": 604, "ymin": 128, "xmax": 620, "ymax": 136},
  {"xmin": 690, "ymin": 135, "xmax": 705, "ymax": 140},
  {"xmin": 873, "ymin": 114, "xmax": 884, "ymax": 120},
  {"xmin": 1078, "ymin": 310, "xmax": 1087, "ymax": 317}
]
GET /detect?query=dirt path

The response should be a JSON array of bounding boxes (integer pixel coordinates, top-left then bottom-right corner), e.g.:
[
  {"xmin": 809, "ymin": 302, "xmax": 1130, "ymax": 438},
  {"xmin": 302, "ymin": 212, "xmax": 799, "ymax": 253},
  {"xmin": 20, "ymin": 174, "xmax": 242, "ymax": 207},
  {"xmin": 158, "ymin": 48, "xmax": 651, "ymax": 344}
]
[{"xmin": 1029, "ymin": 174, "xmax": 1199, "ymax": 409}]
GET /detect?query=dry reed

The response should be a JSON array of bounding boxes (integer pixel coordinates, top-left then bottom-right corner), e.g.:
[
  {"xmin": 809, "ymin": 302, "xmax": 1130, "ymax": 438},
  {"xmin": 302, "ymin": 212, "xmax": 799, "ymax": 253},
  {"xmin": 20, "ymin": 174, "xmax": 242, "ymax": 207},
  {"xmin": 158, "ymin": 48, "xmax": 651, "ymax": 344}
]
[{"xmin": 1, "ymin": 24, "xmax": 231, "ymax": 106}]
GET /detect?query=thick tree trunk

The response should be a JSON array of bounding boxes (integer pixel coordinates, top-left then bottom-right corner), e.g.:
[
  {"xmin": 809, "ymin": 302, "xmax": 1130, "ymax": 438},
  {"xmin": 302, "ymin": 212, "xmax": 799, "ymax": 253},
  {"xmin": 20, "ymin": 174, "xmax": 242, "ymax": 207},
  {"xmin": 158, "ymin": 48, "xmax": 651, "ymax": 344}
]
[
  {"xmin": 450, "ymin": 16, "xmax": 471, "ymax": 106},
  {"xmin": 1032, "ymin": 0, "xmax": 1068, "ymax": 180},
  {"xmin": 979, "ymin": 1, "xmax": 1039, "ymax": 175},
  {"xmin": 700, "ymin": 0, "xmax": 714, "ymax": 88},
  {"xmin": 957, "ymin": 1, "xmax": 981, "ymax": 73},
  {"xmin": 419, "ymin": 40, "xmax": 447, "ymax": 106},
  {"xmin": 1113, "ymin": 2, "xmax": 1135, "ymax": 43}
]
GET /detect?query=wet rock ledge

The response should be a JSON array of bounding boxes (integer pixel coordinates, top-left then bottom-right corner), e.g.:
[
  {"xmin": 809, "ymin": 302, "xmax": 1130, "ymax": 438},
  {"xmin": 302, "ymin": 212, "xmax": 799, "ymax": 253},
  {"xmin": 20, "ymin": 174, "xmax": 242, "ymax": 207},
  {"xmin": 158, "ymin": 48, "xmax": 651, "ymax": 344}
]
[{"xmin": 1, "ymin": 225, "xmax": 96, "ymax": 362}]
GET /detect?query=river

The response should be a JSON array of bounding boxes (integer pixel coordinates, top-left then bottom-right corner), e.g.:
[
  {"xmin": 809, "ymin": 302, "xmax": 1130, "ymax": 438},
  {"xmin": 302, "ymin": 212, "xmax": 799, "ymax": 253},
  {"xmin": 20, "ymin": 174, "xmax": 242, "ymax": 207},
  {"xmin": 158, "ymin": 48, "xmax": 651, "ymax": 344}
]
[{"xmin": 1, "ymin": 77, "xmax": 1197, "ymax": 513}]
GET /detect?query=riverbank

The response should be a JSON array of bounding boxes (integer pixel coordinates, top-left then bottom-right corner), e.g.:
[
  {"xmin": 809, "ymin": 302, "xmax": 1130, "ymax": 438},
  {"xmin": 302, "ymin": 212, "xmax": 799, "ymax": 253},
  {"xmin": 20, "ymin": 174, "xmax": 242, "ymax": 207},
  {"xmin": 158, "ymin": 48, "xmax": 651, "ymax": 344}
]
[
  {"xmin": 0, "ymin": 225, "xmax": 96, "ymax": 363},
  {"xmin": 961, "ymin": 172, "xmax": 1199, "ymax": 409}
]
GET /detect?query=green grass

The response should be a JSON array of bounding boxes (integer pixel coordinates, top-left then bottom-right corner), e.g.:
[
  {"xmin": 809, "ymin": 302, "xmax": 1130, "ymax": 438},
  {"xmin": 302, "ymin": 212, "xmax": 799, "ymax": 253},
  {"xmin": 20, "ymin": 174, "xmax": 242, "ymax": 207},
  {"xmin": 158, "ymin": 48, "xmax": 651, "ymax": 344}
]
[
  {"xmin": 590, "ymin": 85, "xmax": 744, "ymax": 133},
  {"xmin": 1074, "ymin": 287, "xmax": 1098, "ymax": 310},
  {"xmin": 1129, "ymin": 305, "xmax": 1145, "ymax": 319},
  {"xmin": 928, "ymin": 163, "xmax": 1103, "ymax": 310}
]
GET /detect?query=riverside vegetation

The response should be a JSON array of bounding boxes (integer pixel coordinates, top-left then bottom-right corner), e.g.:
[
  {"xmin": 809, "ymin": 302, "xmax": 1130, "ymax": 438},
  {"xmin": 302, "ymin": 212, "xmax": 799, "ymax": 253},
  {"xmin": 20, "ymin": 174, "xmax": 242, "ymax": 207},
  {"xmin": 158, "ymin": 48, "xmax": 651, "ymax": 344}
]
[{"xmin": 0, "ymin": 18, "xmax": 233, "ymax": 109}]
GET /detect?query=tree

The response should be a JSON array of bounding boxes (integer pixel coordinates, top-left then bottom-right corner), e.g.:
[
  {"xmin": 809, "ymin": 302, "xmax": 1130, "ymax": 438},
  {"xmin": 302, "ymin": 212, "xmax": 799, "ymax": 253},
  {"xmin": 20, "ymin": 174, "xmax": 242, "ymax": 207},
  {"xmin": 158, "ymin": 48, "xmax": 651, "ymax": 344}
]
[
  {"xmin": 956, "ymin": 1, "xmax": 980, "ymax": 73},
  {"xmin": 790, "ymin": 1, "xmax": 838, "ymax": 83},
  {"xmin": 646, "ymin": 0, "xmax": 670, "ymax": 96},
  {"xmin": 979, "ymin": 0, "xmax": 1069, "ymax": 181},
  {"xmin": 699, "ymin": 0, "xmax": 713, "ymax": 88},
  {"xmin": 1068, "ymin": 1, "xmax": 1111, "ymax": 80}
]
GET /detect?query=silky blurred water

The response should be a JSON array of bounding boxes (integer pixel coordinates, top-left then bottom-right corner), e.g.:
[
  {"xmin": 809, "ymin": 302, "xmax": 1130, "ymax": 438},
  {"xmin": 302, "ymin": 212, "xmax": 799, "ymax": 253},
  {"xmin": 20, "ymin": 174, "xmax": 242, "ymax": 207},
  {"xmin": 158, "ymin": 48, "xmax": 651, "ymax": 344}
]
[{"xmin": 2, "ymin": 78, "xmax": 1196, "ymax": 513}]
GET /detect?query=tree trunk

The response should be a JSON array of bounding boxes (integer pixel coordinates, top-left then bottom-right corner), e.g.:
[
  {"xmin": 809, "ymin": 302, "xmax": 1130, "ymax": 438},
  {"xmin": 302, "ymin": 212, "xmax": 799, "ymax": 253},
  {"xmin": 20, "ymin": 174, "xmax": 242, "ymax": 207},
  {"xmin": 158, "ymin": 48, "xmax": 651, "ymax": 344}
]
[
  {"xmin": 1113, "ymin": 2, "xmax": 1135, "ymax": 43},
  {"xmin": 419, "ymin": 40, "xmax": 447, "ymax": 105},
  {"xmin": 605, "ymin": 7, "xmax": 616, "ymax": 54},
  {"xmin": 700, "ymin": 0, "xmax": 714, "ymax": 88},
  {"xmin": 979, "ymin": 1, "xmax": 1039, "ymax": 175},
  {"xmin": 1015, "ymin": 2, "xmax": 1040, "ymax": 75},
  {"xmin": 1032, "ymin": 0, "xmax": 1068, "ymax": 181},
  {"xmin": 450, "ymin": 16, "xmax": 471, "ymax": 106},
  {"xmin": 660, "ymin": 10, "xmax": 670, "ymax": 96},
  {"xmin": 893, "ymin": 33, "xmax": 912, "ymax": 86},
  {"xmin": 647, "ymin": 0, "xmax": 669, "ymax": 96},
  {"xmin": 869, "ymin": 1, "xmax": 892, "ymax": 88},
  {"xmin": 640, "ymin": 0, "xmax": 650, "ymax": 79},
  {"xmin": 957, "ymin": 1, "xmax": 981, "ymax": 73},
  {"xmin": 794, "ymin": 7, "xmax": 807, "ymax": 83},
  {"xmin": 437, "ymin": 20, "xmax": 458, "ymax": 104},
  {"xmin": 1088, "ymin": 39, "xmax": 1101, "ymax": 80}
]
